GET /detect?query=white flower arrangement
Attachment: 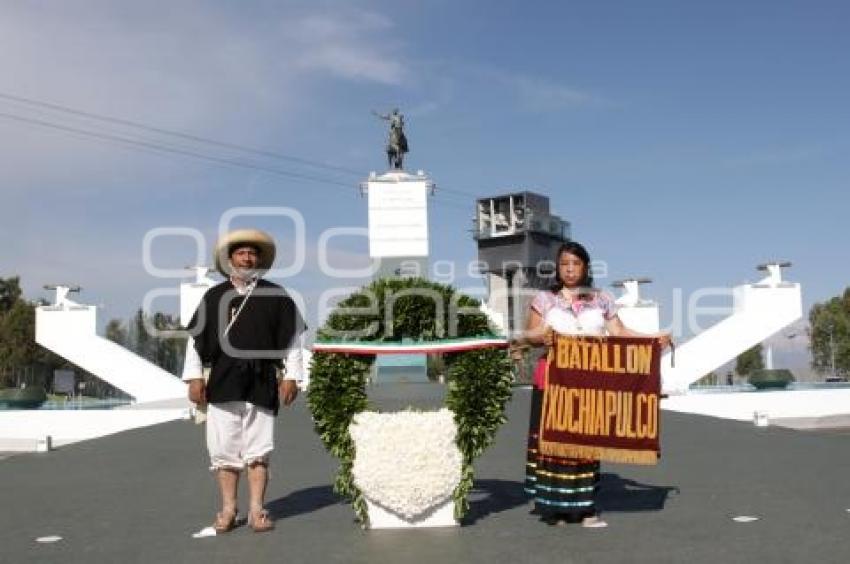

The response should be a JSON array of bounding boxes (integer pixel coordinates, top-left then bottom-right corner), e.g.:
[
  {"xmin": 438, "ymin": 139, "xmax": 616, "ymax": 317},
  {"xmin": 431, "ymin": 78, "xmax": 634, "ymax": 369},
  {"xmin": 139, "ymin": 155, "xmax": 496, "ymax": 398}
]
[{"xmin": 349, "ymin": 408, "xmax": 463, "ymax": 520}]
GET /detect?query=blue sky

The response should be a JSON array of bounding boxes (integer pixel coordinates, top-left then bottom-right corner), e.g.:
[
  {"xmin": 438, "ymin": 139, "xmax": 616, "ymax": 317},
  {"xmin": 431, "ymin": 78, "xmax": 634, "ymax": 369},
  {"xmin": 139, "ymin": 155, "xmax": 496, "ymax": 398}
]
[{"xmin": 1, "ymin": 1, "xmax": 848, "ymax": 370}]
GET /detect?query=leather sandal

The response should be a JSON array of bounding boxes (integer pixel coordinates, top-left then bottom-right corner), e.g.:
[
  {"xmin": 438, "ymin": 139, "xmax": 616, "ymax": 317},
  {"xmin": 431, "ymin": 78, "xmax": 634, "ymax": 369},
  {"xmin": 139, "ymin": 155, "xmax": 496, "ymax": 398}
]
[
  {"xmin": 248, "ymin": 509, "xmax": 274, "ymax": 533},
  {"xmin": 213, "ymin": 509, "xmax": 238, "ymax": 534},
  {"xmin": 581, "ymin": 515, "xmax": 608, "ymax": 528}
]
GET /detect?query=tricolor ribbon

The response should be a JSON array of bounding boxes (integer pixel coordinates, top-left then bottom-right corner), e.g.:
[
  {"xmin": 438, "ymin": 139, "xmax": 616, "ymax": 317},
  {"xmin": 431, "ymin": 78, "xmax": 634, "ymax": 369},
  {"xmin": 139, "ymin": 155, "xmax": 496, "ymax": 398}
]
[{"xmin": 312, "ymin": 336, "xmax": 509, "ymax": 355}]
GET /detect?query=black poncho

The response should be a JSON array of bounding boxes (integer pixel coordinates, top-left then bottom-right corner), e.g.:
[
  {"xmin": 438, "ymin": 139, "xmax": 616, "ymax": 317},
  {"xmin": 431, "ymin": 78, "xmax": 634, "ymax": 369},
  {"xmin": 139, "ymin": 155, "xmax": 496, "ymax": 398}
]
[{"xmin": 188, "ymin": 279, "xmax": 306, "ymax": 414}]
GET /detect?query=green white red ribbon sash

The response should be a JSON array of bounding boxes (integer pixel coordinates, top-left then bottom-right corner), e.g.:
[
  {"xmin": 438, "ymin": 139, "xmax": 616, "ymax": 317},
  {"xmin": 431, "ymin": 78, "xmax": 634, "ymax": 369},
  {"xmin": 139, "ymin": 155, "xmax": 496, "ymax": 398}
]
[{"xmin": 312, "ymin": 336, "xmax": 509, "ymax": 355}]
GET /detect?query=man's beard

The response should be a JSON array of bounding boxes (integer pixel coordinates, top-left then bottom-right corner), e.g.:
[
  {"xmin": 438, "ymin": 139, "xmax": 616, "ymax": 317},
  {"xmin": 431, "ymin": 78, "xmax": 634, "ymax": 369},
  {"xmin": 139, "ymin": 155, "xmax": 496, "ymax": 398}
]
[{"xmin": 231, "ymin": 266, "xmax": 258, "ymax": 283}]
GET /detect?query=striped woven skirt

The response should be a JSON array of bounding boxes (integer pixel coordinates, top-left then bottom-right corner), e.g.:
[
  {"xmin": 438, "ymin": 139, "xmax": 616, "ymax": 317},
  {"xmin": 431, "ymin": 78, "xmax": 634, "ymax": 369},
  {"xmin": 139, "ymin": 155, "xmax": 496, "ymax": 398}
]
[{"xmin": 525, "ymin": 386, "xmax": 600, "ymax": 517}]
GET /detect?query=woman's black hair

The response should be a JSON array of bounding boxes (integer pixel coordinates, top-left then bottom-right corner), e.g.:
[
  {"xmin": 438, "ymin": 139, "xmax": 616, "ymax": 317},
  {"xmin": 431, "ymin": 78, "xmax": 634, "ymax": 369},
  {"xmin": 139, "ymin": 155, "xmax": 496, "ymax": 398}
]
[{"xmin": 549, "ymin": 241, "xmax": 594, "ymax": 294}]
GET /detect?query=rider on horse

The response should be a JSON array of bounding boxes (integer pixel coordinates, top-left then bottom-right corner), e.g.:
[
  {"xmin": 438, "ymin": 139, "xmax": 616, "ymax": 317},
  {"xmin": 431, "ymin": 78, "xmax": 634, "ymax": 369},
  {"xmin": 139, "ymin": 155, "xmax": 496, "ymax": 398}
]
[{"xmin": 373, "ymin": 108, "xmax": 409, "ymax": 170}]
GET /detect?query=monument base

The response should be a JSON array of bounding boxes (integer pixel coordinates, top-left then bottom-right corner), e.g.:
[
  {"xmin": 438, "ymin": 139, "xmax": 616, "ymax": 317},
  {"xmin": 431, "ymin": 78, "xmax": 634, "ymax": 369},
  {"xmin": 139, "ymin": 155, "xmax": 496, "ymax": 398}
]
[
  {"xmin": 372, "ymin": 354, "xmax": 429, "ymax": 384},
  {"xmin": 365, "ymin": 498, "xmax": 457, "ymax": 529}
]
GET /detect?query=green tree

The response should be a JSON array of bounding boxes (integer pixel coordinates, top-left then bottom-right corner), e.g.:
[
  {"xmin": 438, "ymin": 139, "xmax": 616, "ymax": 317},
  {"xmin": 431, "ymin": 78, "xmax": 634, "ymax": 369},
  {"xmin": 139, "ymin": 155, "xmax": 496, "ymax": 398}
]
[
  {"xmin": 105, "ymin": 318, "xmax": 128, "ymax": 346},
  {"xmin": 124, "ymin": 310, "xmax": 185, "ymax": 375},
  {"xmin": 735, "ymin": 343, "xmax": 764, "ymax": 377},
  {"xmin": 694, "ymin": 371, "xmax": 718, "ymax": 386},
  {"xmin": 129, "ymin": 308, "xmax": 154, "ymax": 362},
  {"xmin": 151, "ymin": 312, "xmax": 185, "ymax": 375},
  {"xmin": 0, "ymin": 300, "xmax": 40, "ymax": 379},
  {"xmin": 0, "ymin": 277, "xmax": 61, "ymax": 388},
  {"xmin": 809, "ymin": 288, "xmax": 850, "ymax": 378},
  {"xmin": 0, "ymin": 278, "xmax": 38, "ymax": 369},
  {"xmin": 0, "ymin": 276, "xmax": 22, "ymax": 313}
]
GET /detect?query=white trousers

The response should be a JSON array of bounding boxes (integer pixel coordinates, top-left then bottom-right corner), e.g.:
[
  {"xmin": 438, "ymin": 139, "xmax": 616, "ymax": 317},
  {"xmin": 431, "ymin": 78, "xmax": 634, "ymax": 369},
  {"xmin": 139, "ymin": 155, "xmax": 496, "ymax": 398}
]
[{"xmin": 206, "ymin": 401, "xmax": 274, "ymax": 471}]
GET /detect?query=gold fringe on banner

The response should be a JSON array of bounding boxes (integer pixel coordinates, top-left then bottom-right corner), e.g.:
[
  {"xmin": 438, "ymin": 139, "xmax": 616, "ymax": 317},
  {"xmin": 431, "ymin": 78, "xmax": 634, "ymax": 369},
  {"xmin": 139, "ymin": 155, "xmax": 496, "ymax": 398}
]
[{"xmin": 538, "ymin": 440, "xmax": 659, "ymax": 465}]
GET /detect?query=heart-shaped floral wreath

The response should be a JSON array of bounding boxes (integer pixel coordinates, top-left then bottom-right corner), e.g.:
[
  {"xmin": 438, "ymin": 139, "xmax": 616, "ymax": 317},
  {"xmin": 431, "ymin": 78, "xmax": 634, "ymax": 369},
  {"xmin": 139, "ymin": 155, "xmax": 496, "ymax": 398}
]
[{"xmin": 307, "ymin": 278, "xmax": 513, "ymax": 527}]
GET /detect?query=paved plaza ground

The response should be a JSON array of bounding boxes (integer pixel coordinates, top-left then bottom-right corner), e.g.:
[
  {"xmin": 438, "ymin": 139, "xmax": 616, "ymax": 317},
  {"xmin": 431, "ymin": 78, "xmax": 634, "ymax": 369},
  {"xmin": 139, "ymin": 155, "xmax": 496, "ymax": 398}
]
[{"xmin": 2, "ymin": 386, "xmax": 849, "ymax": 563}]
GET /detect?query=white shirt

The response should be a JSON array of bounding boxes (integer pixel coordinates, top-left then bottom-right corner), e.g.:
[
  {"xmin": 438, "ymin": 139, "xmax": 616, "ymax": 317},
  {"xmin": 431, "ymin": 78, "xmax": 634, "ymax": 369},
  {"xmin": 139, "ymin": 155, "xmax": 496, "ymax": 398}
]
[{"xmin": 544, "ymin": 307, "xmax": 607, "ymax": 336}]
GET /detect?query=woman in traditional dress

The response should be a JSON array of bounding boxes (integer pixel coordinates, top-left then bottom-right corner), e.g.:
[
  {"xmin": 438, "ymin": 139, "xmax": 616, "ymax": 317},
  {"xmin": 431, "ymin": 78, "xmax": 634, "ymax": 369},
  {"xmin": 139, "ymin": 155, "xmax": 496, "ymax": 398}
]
[{"xmin": 513, "ymin": 241, "xmax": 670, "ymax": 527}]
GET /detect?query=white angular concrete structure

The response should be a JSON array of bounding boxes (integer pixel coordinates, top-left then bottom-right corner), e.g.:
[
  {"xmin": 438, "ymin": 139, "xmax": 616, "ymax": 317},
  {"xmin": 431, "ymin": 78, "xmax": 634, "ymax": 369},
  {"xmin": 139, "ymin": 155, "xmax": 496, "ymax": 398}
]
[
  {"xmin": 659, "ymin": 264, "xmax": 803, "ymax": 393},
  {"xmin": 611, "ymin": 265, "xmax": 802, "ymax": 394},
  {"xmin": 179, "ymin": 266, "xmax": 216, "ymax": 327},
  {"xmin": 35, "ymin": 286, "xmax": 186, "ymax": 403},
  {"xmin": 614, "ymin": 278, "xmax": 661, "ymax": 334}
]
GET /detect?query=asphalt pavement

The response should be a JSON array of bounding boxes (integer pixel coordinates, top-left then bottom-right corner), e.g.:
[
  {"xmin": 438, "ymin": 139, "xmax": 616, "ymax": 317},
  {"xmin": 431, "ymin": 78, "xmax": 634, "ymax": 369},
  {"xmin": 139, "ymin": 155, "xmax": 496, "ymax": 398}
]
[{"xmin": 2, "ymin": 385, "xmax": 849, "ymax": 564}]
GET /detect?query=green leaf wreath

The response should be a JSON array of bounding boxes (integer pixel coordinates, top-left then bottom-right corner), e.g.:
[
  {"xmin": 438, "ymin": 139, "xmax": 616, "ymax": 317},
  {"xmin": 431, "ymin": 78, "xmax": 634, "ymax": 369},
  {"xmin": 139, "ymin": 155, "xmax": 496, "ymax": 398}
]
[{"xmin": 306, "ymin": 278, "xmax": 513, "ymax": 527}]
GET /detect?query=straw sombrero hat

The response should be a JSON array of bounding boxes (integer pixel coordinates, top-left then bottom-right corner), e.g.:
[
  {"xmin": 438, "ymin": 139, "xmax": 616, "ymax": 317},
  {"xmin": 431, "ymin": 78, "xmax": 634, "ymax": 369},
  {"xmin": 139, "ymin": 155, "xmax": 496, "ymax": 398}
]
[{"xmin": 214, "ymin": 229, "xmax": 276, "ymax": 276}]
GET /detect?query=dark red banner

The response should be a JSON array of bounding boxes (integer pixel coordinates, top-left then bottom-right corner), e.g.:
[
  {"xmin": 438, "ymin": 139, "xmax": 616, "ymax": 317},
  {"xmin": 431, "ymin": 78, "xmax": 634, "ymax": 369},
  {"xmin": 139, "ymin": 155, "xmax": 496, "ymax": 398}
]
[{"xmin": 538, "ymin": 334, "xmax": 662, "ymax": 465}]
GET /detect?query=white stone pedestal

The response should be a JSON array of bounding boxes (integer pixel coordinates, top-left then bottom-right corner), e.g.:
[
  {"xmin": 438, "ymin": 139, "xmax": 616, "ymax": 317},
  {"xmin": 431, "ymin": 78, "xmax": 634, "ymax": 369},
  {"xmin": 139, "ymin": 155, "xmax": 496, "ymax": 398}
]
[
  {"xmin": 366, "ymin": 498, "xmax": 457, "ymax": 529},
  {"xmin": 365, "ymin": 169, "xmax": 432, "ymax": 279}
]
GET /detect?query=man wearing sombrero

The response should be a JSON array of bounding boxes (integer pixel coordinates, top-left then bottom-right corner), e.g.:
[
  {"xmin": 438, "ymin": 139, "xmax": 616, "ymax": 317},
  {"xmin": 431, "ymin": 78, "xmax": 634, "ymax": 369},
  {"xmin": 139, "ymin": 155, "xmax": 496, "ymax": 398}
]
[{"xmin": 182, "ymin": 229, "xmax": 306, "ymax": 533}]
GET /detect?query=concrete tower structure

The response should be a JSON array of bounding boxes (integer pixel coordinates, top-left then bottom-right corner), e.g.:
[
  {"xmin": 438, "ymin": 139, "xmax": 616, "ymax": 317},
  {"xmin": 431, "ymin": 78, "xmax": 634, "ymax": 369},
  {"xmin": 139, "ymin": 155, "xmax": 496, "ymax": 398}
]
[{"xmin": 473, "ymin": 192, "xmax": 570, "ymax": 336}]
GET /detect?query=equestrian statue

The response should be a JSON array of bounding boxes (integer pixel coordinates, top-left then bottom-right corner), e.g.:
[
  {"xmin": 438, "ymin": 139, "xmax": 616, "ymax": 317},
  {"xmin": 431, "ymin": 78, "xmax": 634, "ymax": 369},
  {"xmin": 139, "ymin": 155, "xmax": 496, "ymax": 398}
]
[{"xmin": 372, "ymin": 108, "xmax": 409, "ymax": 170}]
